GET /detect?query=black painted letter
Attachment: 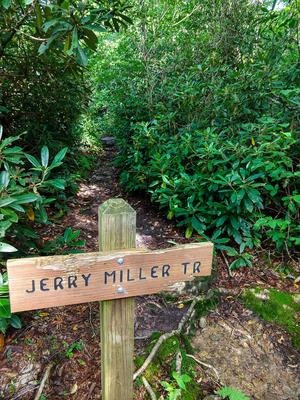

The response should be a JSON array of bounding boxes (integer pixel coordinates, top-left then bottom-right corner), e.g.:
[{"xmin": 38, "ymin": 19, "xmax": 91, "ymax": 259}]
[
  {"xmin": 151, "ymin": 266, "xmax": 158, "ymax": 278},
  {"xmin": 82, "ymin": 274, "xmax": 91, "ymax": 287},
  {"xmin": 193, "ymin": 261, "xmax": 201, "ymax": 273},
  {"xmin": 182, "ymin": 262, "xmax": 190, "ymax": 274},
  {"xmin": 138, "ymin": 268, "xmax": 147, "ymax": 280},
  {"xmin": 26, "ymin": 280, "xmax": 35, "ymax": 293},
  {"xmin": 68, "ymin": 275, "xmax": 77, "ymax": 288},
  {"xmin": 40, "ymin": 278, "xmax": 50, "ymax": 291},
  {"xmin": 54, "ymin": 277, "xmax": 64, "ymax": 290},
  {"xmin": 162, "ymin": 264, "xmax": 170, "ymax": 277},
  {"xmin": 127, "ymin": 269, "xmax": 135, "ymax": 282},
  {"xmin": 104, "ymin": 271, "xmax": 116, "ymax": 284}
]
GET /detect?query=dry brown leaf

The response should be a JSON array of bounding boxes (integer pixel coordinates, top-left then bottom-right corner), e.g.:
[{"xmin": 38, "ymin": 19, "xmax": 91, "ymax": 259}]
[
  {"xmin": 70, "ymin": 383, "xmax": 78, "ymax": 395},
  {"xmin": 0, "ymin": 332, "xmax": 5, "ymax": 351}
]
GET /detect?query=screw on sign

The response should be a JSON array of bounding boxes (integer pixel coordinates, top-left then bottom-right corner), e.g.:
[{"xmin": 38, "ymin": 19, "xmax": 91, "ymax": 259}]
[{"xmin": 7, "ymin": 198, "xmax": 213, "ymax": 400}]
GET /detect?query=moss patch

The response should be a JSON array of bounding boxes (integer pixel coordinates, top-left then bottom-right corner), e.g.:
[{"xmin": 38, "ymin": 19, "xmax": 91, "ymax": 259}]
[
  {"xmin": 134, "ymin": 294, "xmax": 221, "ymax": 399},
  {"xmin": 134, "ymin": 332, "xmax": 202, "ymax": 399},
  {"xmin": 242, "ymin": 288, "xmax": 300, "ymax": 350}
]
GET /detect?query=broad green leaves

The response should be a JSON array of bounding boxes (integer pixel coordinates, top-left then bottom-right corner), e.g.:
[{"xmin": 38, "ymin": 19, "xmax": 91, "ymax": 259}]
[
  {"xmin": 1, "ymin": 0, "xmax": 132, "ymax": 65},
  {"xmin": 216, "ymin": 386, "xmax": 250, "ymax": 400},
  {"xmin": 116, "ymin": 115, "xmax": 299, "ymax": 268}
]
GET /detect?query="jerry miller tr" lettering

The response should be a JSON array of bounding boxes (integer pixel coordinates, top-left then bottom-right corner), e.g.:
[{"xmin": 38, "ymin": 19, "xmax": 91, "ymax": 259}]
[{"xmin": 25, "ymin": 261, "xmax": 201, "ymax": 294}]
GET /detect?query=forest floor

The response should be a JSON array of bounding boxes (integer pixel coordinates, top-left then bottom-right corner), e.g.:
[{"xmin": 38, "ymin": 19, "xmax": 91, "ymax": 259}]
[{"xmin": 0, "ymin": 148, "xmax": 299, "ymax": 400}]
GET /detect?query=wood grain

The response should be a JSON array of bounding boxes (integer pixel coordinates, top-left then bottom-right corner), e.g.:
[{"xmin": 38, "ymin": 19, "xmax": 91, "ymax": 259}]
[
  {"xmin": 99, "ymin": 198, "xmax": 136, "ymax": 400},
  {"xmin": 7, "ymin": 242, "xmax": 213, "ymax": 313}
]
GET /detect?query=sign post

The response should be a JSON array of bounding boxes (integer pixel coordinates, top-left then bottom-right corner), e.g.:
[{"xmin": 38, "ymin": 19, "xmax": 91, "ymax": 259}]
[
  {"xmin": 7, "ymin": 198, "xmax": 213, "ymax": 399},
  {"xmin": 99, "ymin": 198, "xmax": 136, "ymax": 400}
]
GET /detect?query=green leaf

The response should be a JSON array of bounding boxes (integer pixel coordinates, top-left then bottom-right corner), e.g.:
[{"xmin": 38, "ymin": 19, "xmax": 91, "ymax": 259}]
[
  {"xmin": 216, "ymin": 386, "xmax": 250, "ymax": 400},
  {"xmin": 0, "ymin": 125, "xmax": 3, "ymax": 139},
  {"xmin": 46, "ymin": 179, "xmax": 65, "ymax": 189},
  {"xmin": 0, "ymin": 242, "xmax": 17, "ymax": 252},
  {"xmin": 216, "ymin": 215, "xmax": 228, "ymax": 227},
  {"xmin": 84, "ymin": 24, "xmax": 107, "ymax": 33},
  {"xmin": 9, "ymin": 314, "xmax": 22, "ymax": 329},
  {"xmin": 0, "ymin": 298, "xmax": 11, "ymax": 318},
  {"xmin": 52, "ymin": 147, "xmax": 68, "ymax": 165},
  {"xmin": 14, "ymin": 193, "xmax": 39, "ymax": 204},
  {"xmin": 34, "ymin": 2, "xmax": 43, "ymax": 30},
  {"xmin": 191, "ymin": 216, "xmax": 205, "ymax": 233},
  {"xmin": 38, "ymin": 34, "xmax": 58, "ymax": 55},
  {"xmin": 25, "ymin": 153, "xmax": 41, "ymax": 168},
  {"xmin": 247, "ymin": 188, "xmax": 261, "ymax": 204},
  {"xmin": 10, "ymin": 204, "xmax": 25, "ymax": 212},
  {"xmin": 2, "ymin": 0, "xmax": 10, "ymax": 9},
  {"xmin": 0, "ymin": 197, "xmax": 15, "ymax": 207},
  {"xmin": 72, "ymin": 27, "xmax": 79, "ymax": 49},
  {"xmin": 0, "ymin": 318, "xmax": 8, "ymax": 334},
  {"xmin": 83, "ymin": 29, "xmax": 98, "ymax": 51},
  {"xmin": 41, "ymin": 146, "xmax": 49, "ymax": 167},
  {"xmin": 42, "ymin": 19, "xmax": 59, "ymax": 32},
  {"xmin": 1, "ymin": 208, "xmax": 18, "ymax": 223},
  {"xmin": 77, "ymin": 46, "xmax": 88, "ymax": 67},
  {"xmin": 185, "ymin": 225, "xmax": 193, "ymax": 239},
  {"xmin": 63, "ymin": 227, "xmax": 72, "ymax": 242}
]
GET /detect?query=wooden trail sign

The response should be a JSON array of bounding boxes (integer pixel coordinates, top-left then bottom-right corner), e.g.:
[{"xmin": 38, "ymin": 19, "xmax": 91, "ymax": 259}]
[
  {"xmin": 7, "ymin": 243, "xmax": 213, "ymax": 313},
  {"xmin": 7, "ymin": 198, "xmax": 213, "ymax": 400}
]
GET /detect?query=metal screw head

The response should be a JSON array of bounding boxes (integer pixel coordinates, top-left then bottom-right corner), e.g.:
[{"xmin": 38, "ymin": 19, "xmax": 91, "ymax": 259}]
[
  {"xmin": 117, "ymin": 258, "xmax": 124, "ymax": 265},
  {"xmin": 117, "ymin": 287, "xmax": 125, "ymax": 294}
]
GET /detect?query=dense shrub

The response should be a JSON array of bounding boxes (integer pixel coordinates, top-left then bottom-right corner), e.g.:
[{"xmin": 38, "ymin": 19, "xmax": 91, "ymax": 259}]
[
  {"xmin": 0, "ymin": 125, "xmax": 86, "ymax": 334},
  {"xmin": 117, "ymin": 118, "xmax": 299, "ymax": 267},
  {"xmin": 90, "ymin": 0, "xmax": 300, "ymax": 267}
]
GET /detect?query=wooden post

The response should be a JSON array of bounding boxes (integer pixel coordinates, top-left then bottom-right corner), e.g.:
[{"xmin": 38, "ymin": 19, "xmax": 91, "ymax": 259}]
[{"xmin": 98, "ymin": 198, "xmax": 136, "ymax": 400}]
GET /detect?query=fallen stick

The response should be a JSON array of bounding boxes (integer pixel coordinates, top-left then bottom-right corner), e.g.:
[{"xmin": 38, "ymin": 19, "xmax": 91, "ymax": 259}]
[
  {"xmin": 34, "ymin": 363, "xmax": 53, "ymax": 400},
  {"xmin": 142, "ymin": 376, "xmax": 157, "ymax": 400},
  {"xmin": 186, "ymin": 354, "xmax": 223, "ymax": 384},
  {"xmin": 85, "ymin": 382, "xmax": 97, "ymax": 400},
  {"xmin": 175, "ymin": 350, "xmax": 182, "ymax": 374}
]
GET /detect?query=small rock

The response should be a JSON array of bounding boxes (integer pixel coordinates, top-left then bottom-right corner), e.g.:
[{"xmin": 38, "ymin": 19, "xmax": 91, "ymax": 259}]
[
  {"xmin": 101, "ymin": 136, "xmax": 115, "ymax": 147},
  {"xmin": 199, "ymin": 317, "xmax": 207, "ymax": 329}
]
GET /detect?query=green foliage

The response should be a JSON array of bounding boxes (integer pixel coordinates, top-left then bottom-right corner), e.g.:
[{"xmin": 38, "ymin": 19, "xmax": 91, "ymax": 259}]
[
  {"xmin": 161, "ymin": 371, "xmax": 192, "ymax": 400},
  {"xmin": 216, "ymin": 386, "xmax": 250, "ymax": 400},
  {"xmin": 242, "ymin": 288, "xmax": 300, "ymax": 349},
  {"xmin": 0, "ymin": 127, "xmax": 86, "ymax": 335},
  {"xmin": 63, "ymin": 339, "xmax": 84, "ymax": 359},
  {"xmin": 0, "ymin": 125, "xmax": 68, "ymax": 252},
  {"xmin": 0, "ymin": 271, "xmax": 22, "ymax": 334},
  {"xmin": 90, "ymin": 0, "xmax": 300, "ymax": 267},
  {"xmin": 39, "ymin": 228, "xmax": 85, "ymax": 255},
  {"xmin": 0, "ymin": 1, "xmax": 132, "ymax": 169},
  {"xmin": 135, "ymin": 333, "xmax": 202, "ymax": 399},
  {"xmin": 0, "ymin": 0, "xmax": 132, "ymax": 65}
]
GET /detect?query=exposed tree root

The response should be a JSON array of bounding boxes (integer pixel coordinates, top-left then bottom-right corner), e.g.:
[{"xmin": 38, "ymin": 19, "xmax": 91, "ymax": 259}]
[
  {"xmin": 186, "ymin": 354, "xmax": 223, "ymax": 385},
  {"xmin": 142, "ymin": 376, "xmax": 157, "ymax": 400},
  {"xmin": 134, "ymin": 294, "xmax": 204, "ymax": 380},
  {"xmin": 34, "ymin": 363, "xmax": 53, "ymax": 400}
]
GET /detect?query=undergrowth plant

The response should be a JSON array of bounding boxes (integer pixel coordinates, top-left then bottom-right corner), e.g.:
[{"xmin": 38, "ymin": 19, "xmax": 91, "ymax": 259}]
[
  {"xmin": 160, "ymin": 371, "xmax": 191, "ymax": 400},
  {"xmin": 216, "ymin": 386, "xmax": 250, "ymax": 400},
  {"xmin": 116, "ymin": 118, "xmax": 299, "ymax": 269},
  {"xmin": 90, "ymin": 0, "xmax": 300, "ymax": 268},
  {"xmin": 0, "ymin": 126, "xmax": 85, "ymax": 335}
]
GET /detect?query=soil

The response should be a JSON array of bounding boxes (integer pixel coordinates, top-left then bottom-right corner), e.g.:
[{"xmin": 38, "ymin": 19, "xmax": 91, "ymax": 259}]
[{"xmin": 0, "ymin": 148, "xmax": 299, "ymax": 400}]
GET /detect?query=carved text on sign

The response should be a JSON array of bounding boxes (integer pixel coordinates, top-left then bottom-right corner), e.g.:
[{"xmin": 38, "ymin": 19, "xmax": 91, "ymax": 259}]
[{"xmin": 7, "ymin": 242, "xmax": 213, "ymax": 312}]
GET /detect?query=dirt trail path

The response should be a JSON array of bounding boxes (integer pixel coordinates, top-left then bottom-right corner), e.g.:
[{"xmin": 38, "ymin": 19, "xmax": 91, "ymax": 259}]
[{"xmin": 0, "ymin": 149, "xmax": 299, "ymax": 400}]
